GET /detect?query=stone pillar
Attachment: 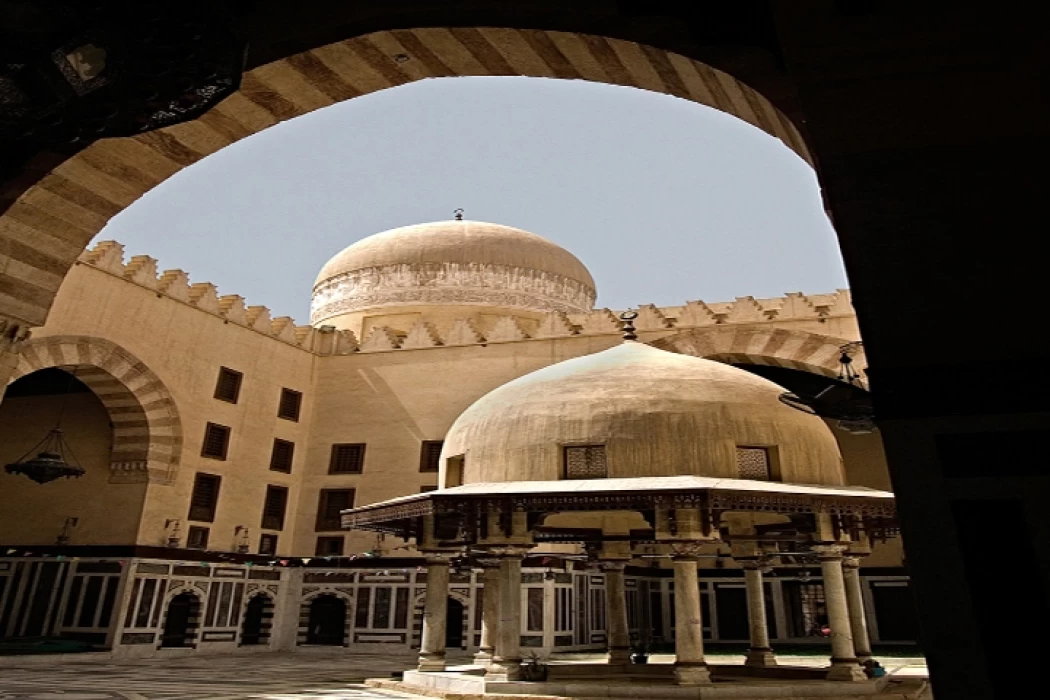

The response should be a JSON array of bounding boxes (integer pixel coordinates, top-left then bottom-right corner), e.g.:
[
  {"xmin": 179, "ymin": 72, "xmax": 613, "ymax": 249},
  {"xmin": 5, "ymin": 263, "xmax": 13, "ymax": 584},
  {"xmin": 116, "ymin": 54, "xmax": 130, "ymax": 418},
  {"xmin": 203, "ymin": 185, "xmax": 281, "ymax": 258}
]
[
  {"xmin": 815, "ymin": 546, "xmax": 866, "ymax": 681},
  {"xmin": 742, "ymin": 561, "xmax": 776, "ymax": 667},
  {"xmin": 603, "ymin": 562, "xmax": 631, "ymax": 665},
  {"xmin": 418, "ymin": 556, "xmax": 450, "ymax": 672},
  {"xmin": 843, "ymin": 557, "xmax": 873, "ymax": 662},
  {"xmin": 671, "ymin": 550, "xmax": 712, "ymax": 685},
  {"xmin": 475, "ymin": 559, "xmax": 501, "ymax": 664},
  {"xmin": 489, "ymin": 553, "xmax": 524, "ymax": 680},
  {"xmin": 272, "ymin": 568, "xmax": 304, "ymax": 651}
]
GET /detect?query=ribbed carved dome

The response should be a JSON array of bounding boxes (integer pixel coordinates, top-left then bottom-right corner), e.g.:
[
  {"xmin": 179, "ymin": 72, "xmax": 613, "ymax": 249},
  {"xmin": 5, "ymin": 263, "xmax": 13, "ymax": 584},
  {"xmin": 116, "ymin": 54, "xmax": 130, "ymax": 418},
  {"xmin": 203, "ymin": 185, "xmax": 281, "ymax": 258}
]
[{"xmin": 311, "ymin": 220, "xmax": 596, "ymax": 326}]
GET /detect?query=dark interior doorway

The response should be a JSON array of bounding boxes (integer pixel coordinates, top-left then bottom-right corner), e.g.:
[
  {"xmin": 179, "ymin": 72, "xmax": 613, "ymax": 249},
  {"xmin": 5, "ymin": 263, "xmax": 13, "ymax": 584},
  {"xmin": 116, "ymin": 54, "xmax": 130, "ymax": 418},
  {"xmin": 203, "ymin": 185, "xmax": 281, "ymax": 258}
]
[
  {"xmin": 870, "ymin": 583, "xmax": 920, "ymax": 643},
  {"xmin": 160, "ymin": 592, "xmax": 199, "ymax": 648},
  {"xmin": 240, "ymin": 594, "xmax": 272, "ymax": 645},
  {"xmin": 306, "ymin": 595, "xmax": 346, "ymax": 645},
  {"xmin": 446, "ymin": 598, "xmax": 464, "ymax": 648}
]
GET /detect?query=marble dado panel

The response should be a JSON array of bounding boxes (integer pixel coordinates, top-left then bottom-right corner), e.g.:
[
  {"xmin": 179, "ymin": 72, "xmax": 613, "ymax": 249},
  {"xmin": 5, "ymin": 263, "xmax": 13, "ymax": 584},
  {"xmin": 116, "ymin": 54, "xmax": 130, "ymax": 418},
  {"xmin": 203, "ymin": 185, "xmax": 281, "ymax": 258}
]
[{"xmin": 311, "ymin": 263, "xmax": 596, "ymax": 322}]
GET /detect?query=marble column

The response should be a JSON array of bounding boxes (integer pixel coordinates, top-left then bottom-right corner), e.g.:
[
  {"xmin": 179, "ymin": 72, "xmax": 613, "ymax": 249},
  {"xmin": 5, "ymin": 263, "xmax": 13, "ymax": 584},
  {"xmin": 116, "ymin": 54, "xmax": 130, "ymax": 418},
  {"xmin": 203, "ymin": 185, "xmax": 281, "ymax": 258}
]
[
  {"xmin": 418, "ymin": 556, "xmax": 450, "ymax": 672},
  {"xmin": 742, "ymin": 561, "xmax": 776, "ymax": 667},
  {"xmin": 603, "ymin": 562, "xmax": 631, "ymax": 665},
  {"xmin": 488, "ymin": 553, "xmax": 524, "ymax": 680},
  {"xmin": 672, "ymin": 551, "xmax": 712, "ymax": 685},
  {"xmin": 475, "ymin": 560, "xmax": 501, "ymax": 664},
  {"xmin": 815, "ymin": 546, "xmax": 866, "ymax": 681},
  {"xmin": 843, "ymin": 557, "xmax": 873, "ymax": 662}
]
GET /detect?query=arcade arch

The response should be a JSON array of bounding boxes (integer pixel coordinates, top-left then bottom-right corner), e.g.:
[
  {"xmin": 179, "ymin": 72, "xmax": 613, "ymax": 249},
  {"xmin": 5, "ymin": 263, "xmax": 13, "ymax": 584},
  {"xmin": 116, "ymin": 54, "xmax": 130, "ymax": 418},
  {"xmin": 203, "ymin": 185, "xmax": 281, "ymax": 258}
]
[{"xmin": 6, "ymin": 335, "xmax": 182, "ymax": 483}]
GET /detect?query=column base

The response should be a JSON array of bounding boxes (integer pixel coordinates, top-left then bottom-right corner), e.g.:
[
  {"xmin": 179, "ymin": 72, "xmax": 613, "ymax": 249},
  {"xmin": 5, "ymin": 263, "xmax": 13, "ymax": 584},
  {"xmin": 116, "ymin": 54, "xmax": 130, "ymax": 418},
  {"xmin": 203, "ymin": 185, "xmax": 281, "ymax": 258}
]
[
  {"xmin": 474, "ymin": 648, "xmax": 494, "ymax": 664},
  {"xmin": 487, "ymin": 658, "xmax": 522, "ymax": 681},
  {"xmin": 607, "ymin": 646, "xmax": 631, "ymax": 665},
  {"xmin": 674, "ymin": 662, "xmax": 712, "ymax": 685},
  {"xmin": 745, "ymin": 647, "xmax": 777, "ymax": 667},
  {"xmin": 417, "ymin": 652, "xmax": 447, "ymax": 672},
  {"xmin": 826, "ymin": 658, "xmax": 867, "ymax": 682}
]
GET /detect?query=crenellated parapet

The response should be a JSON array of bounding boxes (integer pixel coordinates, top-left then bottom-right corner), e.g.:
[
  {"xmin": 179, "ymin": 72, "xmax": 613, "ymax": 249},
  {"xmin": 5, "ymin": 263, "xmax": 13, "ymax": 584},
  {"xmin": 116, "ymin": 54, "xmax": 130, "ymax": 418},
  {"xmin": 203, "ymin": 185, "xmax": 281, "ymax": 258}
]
[
  {"xmin": 352, "ymin": 292, "xmax": 855, "ymax": 353},
  {"xmin": 76, "ymin": 241, "xmax": 359, "ymax": 354},
  {"xmin": 76, "ymin": 241, "xmax": 854, "ymax": 357}
]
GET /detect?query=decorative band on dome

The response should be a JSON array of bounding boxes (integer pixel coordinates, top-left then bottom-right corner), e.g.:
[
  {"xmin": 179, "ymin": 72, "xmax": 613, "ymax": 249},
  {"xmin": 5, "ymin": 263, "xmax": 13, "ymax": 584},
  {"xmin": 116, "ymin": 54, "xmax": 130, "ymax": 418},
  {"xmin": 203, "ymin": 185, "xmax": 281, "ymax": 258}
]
[{"xmin": 311, "ymin": 262, "xmax": 596, "ymax": 324}]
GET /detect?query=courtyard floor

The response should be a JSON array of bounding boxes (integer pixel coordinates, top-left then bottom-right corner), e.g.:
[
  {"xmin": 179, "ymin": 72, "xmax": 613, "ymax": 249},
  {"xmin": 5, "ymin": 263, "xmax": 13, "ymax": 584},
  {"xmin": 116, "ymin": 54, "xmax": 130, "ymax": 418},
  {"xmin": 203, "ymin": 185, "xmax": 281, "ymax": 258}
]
[{"xmin": 0, "ymin": 650, "xmax": 928, "ymax": 700}]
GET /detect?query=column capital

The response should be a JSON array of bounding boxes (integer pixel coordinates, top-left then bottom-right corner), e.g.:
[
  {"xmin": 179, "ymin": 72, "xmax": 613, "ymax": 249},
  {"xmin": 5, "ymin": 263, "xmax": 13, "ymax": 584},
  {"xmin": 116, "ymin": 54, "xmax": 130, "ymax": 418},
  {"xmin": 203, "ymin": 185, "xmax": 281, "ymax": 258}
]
[
  {"xmin": 811, "ymin": 544, "xmax": 848, "ymax": 560},
  {"xmin": 474, "ymin": 556, "xmax": 503, "ymax": 569},
  {"xmin": 420, "ymin": 553, "xmax": 454, "ymax": 565},
  {"xmin": 842, "ymin": 556, "xmax": 863, "ymax": 569},
  {"xmin": 484, "ymin": 545, "xmax": 532, "ymax": 559},
  {"xmin": 739, "ymin": 558, "xmax": 763, "ymax": 571},
  {"xmin": 670, "ymin": 541, "xmax": 709, "ymax": 560},
  {"xmin": 599, "ymin": 560, "xmax": 629, "ymax": 571}
]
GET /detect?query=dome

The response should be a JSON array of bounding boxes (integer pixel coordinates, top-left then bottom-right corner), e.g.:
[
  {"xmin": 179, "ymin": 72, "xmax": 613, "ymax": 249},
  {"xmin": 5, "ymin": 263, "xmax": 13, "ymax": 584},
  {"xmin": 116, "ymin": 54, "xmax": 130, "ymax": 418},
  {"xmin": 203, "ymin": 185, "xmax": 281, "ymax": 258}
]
[
  {"xmin": 441, "ymin": 342, "xmax": 845, "ymax": 487},
  {"xmin": 311, "ymin": 220, "xmax": 597, "ymax": 325}
]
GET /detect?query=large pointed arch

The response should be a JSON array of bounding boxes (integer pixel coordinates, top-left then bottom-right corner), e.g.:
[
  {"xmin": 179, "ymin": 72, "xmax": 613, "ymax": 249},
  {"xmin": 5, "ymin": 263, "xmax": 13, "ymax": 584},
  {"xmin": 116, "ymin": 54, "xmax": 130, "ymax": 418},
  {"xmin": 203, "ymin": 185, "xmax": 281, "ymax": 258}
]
[
  {"xmin": 0, "ymin": 27, "xmax": 810, "ymax": 331},
  {"xmin": 8, "ymin": 335, "xmax": 182, "ymax": 483},
  {"xmin": 649, "ymin": 326, "xmax": 865, "ymax": 384}
]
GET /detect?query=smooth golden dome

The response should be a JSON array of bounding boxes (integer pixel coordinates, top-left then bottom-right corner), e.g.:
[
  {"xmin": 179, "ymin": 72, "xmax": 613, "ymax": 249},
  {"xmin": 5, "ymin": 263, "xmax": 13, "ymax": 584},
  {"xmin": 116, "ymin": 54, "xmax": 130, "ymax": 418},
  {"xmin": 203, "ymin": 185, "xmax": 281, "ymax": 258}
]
[
  {"xmin": 311, "ymin": 220, "xmax": 596, "ymax": 325},
  {"xmin": 441, "ymin": 342, "xmax": 845, "ymax": 486}
]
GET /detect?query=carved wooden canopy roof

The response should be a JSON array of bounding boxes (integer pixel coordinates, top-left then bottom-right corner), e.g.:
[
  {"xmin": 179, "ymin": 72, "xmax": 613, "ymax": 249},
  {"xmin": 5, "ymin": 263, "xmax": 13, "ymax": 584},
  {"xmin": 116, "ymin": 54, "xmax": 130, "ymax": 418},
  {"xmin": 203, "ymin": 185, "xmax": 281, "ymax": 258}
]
[{"xmin": 341, "ymin": 476, "xmax": 896, "ymax": 538}]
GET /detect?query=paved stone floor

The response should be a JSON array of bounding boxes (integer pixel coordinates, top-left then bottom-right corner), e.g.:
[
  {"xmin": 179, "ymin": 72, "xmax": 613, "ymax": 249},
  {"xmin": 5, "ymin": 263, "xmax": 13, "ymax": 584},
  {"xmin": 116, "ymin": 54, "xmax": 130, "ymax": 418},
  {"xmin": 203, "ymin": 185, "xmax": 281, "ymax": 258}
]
[{"xmin": 0, "ymin": 651, "xmax": 928, "ymax": 700}]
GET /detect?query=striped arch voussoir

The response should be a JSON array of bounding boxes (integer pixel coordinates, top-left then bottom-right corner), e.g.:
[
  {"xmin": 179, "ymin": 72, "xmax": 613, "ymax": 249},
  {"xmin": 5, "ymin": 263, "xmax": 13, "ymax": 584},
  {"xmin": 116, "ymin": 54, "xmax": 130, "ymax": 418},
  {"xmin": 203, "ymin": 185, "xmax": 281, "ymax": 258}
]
[
  {"xmin": 649, "ymin": 326, "xmax": 866, "ymax": 385},
  {"xmin": 9, "ymin": 335, "xmax": 182, "ymax": 484}
]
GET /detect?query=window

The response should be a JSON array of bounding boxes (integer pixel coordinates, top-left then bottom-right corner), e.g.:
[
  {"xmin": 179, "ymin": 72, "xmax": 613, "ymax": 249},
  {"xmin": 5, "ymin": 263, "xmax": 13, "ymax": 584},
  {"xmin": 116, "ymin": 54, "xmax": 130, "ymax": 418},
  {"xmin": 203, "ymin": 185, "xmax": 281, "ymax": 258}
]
[
  {"xmin": 278, "ymin": 388, "xmax": 302, "ymax": 421},
  {"xmin": 328, "ymin": 443, "xmax": 365, "ymax": 474},
  {"xmin": 261, "ymin": 485, "xmax": 289, "ymax": 531},
  {"xmin": 213, "ymin": 367, "xmax": 243, "ymax": 403},
  {"xmin": 736, "ymin": 446, "xmax": 771, "ymax": 480},
  {"xmin": 187, "ymin": 526, "xmax": 210, "ymax": 549},
  {"xmin": 269, "ymin": 439, "xmax": 294, "ymax": 473},
  {"xmin": 419, "ymin": 440, "xmax": 443, "ymax": 472},
  {"xmin": 420, "ymin": 485, "xmax": 438, "ymax": 493},
  {"xmin": 316, "ymin": 489, "xmax": 354, "ymax": 531},
  {"xmin": 259, "ymin": 533, "xmax": 278, "ymax": 555},
  {"xmin": 188, "ymin": 473, "xmax": 221, "ymax": 522},
  {"xmin": 201, "ymin": 422, "xmax": 231, "ymax": 460},
  {"xmin": 445, "ymin": 455, "xmax": 464, "ymax": 488},
  {"xmin": 564, "ymin": 445, "xmax": 607, "ymax": 479},
  {"xmin": 315, "ymin": 536, "xmax": 345, "ymax": 556}
]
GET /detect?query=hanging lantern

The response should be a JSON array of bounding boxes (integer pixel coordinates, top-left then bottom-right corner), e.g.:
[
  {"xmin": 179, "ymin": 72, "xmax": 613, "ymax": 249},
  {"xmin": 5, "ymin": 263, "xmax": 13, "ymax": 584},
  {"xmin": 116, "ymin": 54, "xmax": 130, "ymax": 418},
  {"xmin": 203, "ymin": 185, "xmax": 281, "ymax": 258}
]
[
  {"xmin": 778, "ymin": 342, "xmax": 876, "ymax": 434},
  {"xmin": 5, "ymin": 429, "xmax": 85, "ymax": 484}
]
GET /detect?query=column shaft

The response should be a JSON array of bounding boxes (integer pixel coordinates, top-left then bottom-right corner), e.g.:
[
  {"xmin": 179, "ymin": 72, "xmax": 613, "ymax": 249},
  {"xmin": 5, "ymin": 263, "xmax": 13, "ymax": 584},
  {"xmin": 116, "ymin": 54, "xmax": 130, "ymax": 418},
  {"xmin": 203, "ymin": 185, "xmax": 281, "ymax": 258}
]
[
  {"xmin": 743, "ymin": 564, "xmax": 776, "ymax": 667},
  {"xmin": 843, "ymin": 559, "xmax": 873, "ymax": 661},
  {"xmin": 418, "ymin": 558, "xmax": 450, "ymax": 671},
  {"xmin": 489, "ymin": 556, "xmax": 523, "ymax": 680},
  {"xmin": 819, "ymin": 550, "xmax": 866, "ymax": 682},
  {"xmin": 672, "ymin": 557, "xmax": 711, "ymax": 685},
  {"xmin": 604, "ymin": 563, "xmax": 631, "ymax": 665},
  {"xmin": 475, "ymin": 565, "xmax": 501, "ymax": 663}
]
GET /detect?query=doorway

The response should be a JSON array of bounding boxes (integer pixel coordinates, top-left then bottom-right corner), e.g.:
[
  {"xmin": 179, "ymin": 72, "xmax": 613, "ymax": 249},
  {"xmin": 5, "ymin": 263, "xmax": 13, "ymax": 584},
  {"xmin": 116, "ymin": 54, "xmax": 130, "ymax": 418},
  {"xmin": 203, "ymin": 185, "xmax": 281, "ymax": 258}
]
[
  {"xmin": 161, "ymin": 592, "xmax": 200, "ymax": 648},
  {"xmin": 446, "ymin": 598, "xmax": 464, "ymax": 648},
  {"xmin": 240, "ymin": 594, "xmax": 273, "ymax": 645},
  {"xmin": 306, "ymin": 595, "xmax": 346, "ymax": 645}
]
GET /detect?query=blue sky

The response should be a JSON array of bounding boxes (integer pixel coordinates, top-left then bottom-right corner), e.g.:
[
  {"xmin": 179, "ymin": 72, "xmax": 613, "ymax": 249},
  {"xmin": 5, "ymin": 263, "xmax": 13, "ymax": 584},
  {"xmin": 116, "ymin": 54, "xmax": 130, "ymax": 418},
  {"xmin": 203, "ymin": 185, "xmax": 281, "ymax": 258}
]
[{"xmin": 97, "ymin": 76, "xmax": 847, "ymax": 323}]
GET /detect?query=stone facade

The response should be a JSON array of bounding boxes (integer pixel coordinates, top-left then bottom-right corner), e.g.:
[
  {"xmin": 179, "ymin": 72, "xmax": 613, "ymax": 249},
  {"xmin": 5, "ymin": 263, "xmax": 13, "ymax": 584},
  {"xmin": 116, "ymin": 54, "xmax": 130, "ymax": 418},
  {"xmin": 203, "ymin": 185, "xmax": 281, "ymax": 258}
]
[{"xmin": 0, "ymin": 229, "xmax": 911, "ymax": 660}]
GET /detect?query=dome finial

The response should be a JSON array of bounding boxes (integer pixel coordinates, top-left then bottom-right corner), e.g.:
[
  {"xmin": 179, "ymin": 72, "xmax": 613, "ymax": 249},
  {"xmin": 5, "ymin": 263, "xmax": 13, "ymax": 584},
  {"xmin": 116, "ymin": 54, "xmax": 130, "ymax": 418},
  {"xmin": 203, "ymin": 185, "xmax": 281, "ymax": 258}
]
[
  {"xmin": 619, "ymin": 310, "xmax": 638, "ymax": 341},
  {"xmin": 454, "ymin": 208, "xmax": 464, "ymax": 221}
]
